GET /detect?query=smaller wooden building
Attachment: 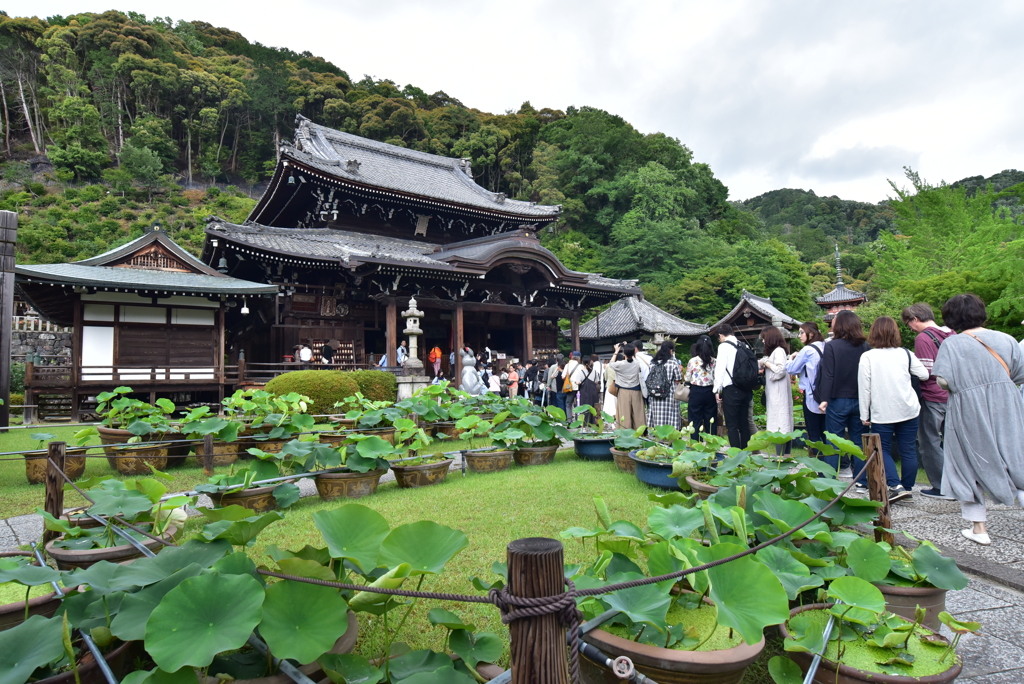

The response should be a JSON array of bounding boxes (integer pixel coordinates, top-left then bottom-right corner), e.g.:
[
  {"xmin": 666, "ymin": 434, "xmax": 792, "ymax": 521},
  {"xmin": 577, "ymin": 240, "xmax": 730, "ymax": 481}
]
[
  {"xmin": 815, "ymin": 246, "xmax": 866, "ymax": 323},
  {"xmin": 575, "ymin": 296, "xmax": 709, "ymax": 355},
  {"xmin": 15, "ymin": 228, "xmax": 276, "ymax": 420},
  {"xmin": 710, "ymin": 290, "xmax": 801, "ymax": 351}
]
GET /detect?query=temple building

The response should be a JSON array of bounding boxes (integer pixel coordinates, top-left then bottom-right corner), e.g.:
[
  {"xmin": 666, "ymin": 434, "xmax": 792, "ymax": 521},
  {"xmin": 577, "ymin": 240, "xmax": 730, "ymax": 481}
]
[
  {"xmin": 815, "ymin": 245, "xmax": 867, "ymax": 323},
  {"xmin": 575, "ymin": 296, "xmax": 709, "ymax": 355},
  {"xmin": 203, "ymin": 115, "xmax": 641, "ymax": 380},
  {"xmin": 710, "ymin": 290, "xmax": 802, "ymax": 351}
]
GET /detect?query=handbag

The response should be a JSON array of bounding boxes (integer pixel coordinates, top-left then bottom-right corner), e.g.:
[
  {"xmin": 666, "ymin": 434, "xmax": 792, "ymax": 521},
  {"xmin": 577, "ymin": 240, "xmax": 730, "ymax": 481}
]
[
  {"xmin": 673, "ymin": 383, "xmax": 690, "ymax": 402},
  {"xmin": 906, "ymin": 349, "xmax": 924, "ymax": 402},
  {"xmin": 608, "ymin": 381, "xmax": 619, "ymax": 397}
]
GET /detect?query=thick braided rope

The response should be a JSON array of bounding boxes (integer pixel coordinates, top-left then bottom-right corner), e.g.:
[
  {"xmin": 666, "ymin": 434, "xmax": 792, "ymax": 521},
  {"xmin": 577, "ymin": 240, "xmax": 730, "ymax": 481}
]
[{"xmin": 489, "ymin": 578, "xmax": 581, "ymax": 683}]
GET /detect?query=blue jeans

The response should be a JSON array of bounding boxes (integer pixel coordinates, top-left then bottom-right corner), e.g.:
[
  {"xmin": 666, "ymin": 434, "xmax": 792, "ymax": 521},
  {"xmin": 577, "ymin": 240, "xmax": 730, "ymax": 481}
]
[
  {"xmin": 553, "ymin": 390, "xmax": 566, "ymax": 412},
  {"xmin": 873, "ymin": 418, "xmax": 919, "ymax": 490},
  {"xmin": 824, "ymin": 397, "xmax": 866, "ymax": 481}
]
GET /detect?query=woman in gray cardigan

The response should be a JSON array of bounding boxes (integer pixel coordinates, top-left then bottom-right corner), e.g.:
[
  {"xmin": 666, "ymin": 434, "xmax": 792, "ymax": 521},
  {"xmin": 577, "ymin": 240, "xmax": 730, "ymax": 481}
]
[{"xmin": 933, "ymin": 294, "xmax": 1024, "ymax": 545}]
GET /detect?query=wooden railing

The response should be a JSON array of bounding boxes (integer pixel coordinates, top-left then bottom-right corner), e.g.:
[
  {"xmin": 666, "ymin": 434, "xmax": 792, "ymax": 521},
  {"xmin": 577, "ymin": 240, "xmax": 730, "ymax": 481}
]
[
  {"xmin": 225, "ymin": 360, "xmax": 402, "ymax": 385},
  {"xmin": 12, "ymin": 316, "xmax": 71, "ymax": 332}
]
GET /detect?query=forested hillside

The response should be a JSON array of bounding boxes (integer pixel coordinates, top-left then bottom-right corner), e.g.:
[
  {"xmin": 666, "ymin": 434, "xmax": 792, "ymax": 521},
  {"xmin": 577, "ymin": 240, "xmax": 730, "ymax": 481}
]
[{"xmin": 1, "ymin": 10, "xmax": 1022, "ymax": 335}]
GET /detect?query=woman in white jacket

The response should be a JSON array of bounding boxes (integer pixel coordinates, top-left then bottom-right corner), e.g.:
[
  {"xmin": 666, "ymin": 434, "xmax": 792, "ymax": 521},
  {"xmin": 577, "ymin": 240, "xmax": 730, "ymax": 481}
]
[{"xmin": 859, "ymin": 316, "xmax": 928, "ymax": 502}]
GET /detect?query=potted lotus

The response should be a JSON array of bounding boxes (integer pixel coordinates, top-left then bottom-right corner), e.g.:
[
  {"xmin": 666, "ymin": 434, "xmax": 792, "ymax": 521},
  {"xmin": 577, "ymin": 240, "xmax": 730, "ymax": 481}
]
[
  {"xmin": 774, "ymin": 576, "xmax": 966, "ymax": 683},
  {"xmin": 626, "ymin": 425, "xmax": 696, "ymax": 490},
  {"xmin": 0, "ymin": 557, "xmax": 63, "ymax": 632},
  {"xmin": 75, "ymin": 387, "xmax": 176, "ymax": 474},
  {"xmin": 222, "ymin": 389, "xmax": 317, "ymax": 455},
  {"xmin": 495, "ymin": 400, "xmax": 572, "ymax": 466},
  {"xmin": 195, "ymin": 439, "xmax": 311, "ymax": 512},
  {"xmin": 22, "ymin": 432, "xmax": 88, "ymax": 485},
  {"xmin": 570, "ymin": 404, "xmax": 618, "ymax": 460},
  {"xmin": 40, "ymin": 472, "xmax": 190, "ymax": 570},
  {"xmin": 455, "ymin": 413, "xmax": 519, "ymax": 473},
  {"xmin": 335, "ymin": 393, "xmax": 402, "ymax": 444},
  {"xmin": 309, "ymin": 435, "xmax": 395, "ymax": 500},
  {"xmin": 179, "ymin": 406, "xmax": 245, "ymax": 468},
  {"xmin": 388, "ymin": 418, "xmax": 456, "ymax": 488}
]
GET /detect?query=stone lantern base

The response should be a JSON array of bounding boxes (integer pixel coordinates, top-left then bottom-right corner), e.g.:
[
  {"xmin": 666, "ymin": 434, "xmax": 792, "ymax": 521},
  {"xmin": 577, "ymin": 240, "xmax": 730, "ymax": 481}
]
[{"xmin": 396, "ymin": 375, "xmax": 430, "ymax": 401}]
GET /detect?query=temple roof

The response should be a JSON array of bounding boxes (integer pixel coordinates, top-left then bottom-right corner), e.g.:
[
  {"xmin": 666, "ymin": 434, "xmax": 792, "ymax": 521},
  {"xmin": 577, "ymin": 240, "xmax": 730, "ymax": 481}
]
[
  {"xmin": 263, "ymin": 116, "xmax": 560, "ymax": 221},
  {"xmin": 711, "ymin": 290, "xmax": 802, "ymax": 331},
  {"xmin": 816, "ymin": 244, "xmax": 866, "ymax": 306},
  {"xmin": 204, "ymin": 221, "xmax": 641, "ymax": 296},
  {"xmin": 578, "ymin": 297, "xmax": 709, "ymax": 339}
]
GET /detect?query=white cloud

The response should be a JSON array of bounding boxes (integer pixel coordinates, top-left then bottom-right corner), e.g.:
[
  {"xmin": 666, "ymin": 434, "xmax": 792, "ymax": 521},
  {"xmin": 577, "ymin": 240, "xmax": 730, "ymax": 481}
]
[{"xmin": 28, "ymin": 0, "xmax": 1024, "ymax": 202}]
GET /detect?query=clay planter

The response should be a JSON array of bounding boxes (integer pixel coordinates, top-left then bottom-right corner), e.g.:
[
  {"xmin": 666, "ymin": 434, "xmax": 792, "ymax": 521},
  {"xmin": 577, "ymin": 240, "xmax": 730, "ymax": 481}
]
[
  {"xmin": 581, "ymin": 611, "xmax": 764, "ymax": 684},
  {"xmin": 246, "ymin": 435, "xmax": 291, "ymax": 456},
  {"xmin": 391, "ymin": 459, "xmax": 454, "ymax": 488},
  {"xmin": 464, "ymin": 449, "xmax": 513, "ymax": 474},
  {"xmin": 0, "ymin": 591, "xmax": 62, "ymax": 632},
  {"xmin": 610, "ymin": 448, "xmax": 636, "ymax": 474},
  {"xmin": 329, "ymin": 416, "xmax": 358, "ymax": 429},
  {"xmin": 513, "ymin": 444, "xmax": 558, "ymax": 466},
  {"xmin": 359, "ymin": 426, "xmax": 396, "ymax": 444},
  {"xmin": 573, "ymin": 436, "xmax": 615, "ymax": 461},
  {"xmin": 314, "ymin": 468, "xmax": 388, "ymax": 500},
  {"xmin": 61, "ymin": 512, "xmax": 104, "ymax": 529},
  {"xmin": 195, "ymin": 438, "xmax": 242, "ymax": 468},
  {"xmin": 35, "ymin": 639, "xmax": 138, "ymax": 684},
  {"xmin": 209, "ymin": 485, "xmax": 280, "ymax": 513},
  {"xmin": 685, "ymin": 475, "xmax": 719, "ymax": 500},
  {"xmin": 316, "ymin": 431, "xmax": 347, "ymax": 448},
  {"xmin": 876, "ymin": 583, "xmax": 947, "ymax": 632},
  {"xmin": 97, "ymin": 427, "xmax": 169, "ymax": 474},
  {"xmin": 430, "ymin": 421, "xmax": 463, "ymax": 439},
  {"xmin": 199, "ymin": 613, "xmax": 359, "ymax": 684},
  {"xmin": 45, "ymin": 525, "xmax": 178, "ymax": 571},
  {"xmin": 24, "ymin": 448, "xmax": 87, "ymax": 485},
  {"xmin": 779, "ymin": 603, "xmax": 961, "ymax": 684},
  {"xmin": 629, "ymin": 453, "xmax": 678, "ymax": 490}
]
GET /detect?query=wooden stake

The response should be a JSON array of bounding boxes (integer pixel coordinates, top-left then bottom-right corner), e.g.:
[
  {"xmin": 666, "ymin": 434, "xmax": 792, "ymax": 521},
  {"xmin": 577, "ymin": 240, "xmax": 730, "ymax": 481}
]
[
  {"xmin": 43, "ymin": 441, "xmax": 67, "ymax": 545},
  {"xmin": 0, "ymin": 210, "xmax": 17, "ymax": 428},
  {"xmin": 202, "ymin": 434, "xmax": 215, "ymax": 477},
  {"xmin": 861, "ymin": 433, "xmax": 894, "ymax": 545},
  {"xmin": 507, "ymin": 537, "xmax": 569, "ymax": 684}
]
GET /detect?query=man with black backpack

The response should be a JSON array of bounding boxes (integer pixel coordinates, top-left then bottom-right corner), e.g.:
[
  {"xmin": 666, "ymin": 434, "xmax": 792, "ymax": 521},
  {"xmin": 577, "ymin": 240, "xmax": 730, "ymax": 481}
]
[{"xmin": 713, "ymin": 324, "xmax": 759, "ymax": 448}]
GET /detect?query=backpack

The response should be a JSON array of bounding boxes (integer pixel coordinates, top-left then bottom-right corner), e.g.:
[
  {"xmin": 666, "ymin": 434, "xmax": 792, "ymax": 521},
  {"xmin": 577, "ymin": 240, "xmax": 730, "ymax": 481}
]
[
  {"xmin": 428, "ymin": 347, "xmax": 441, "ymax": 362},
  {"xmin": 562, "ymin": 362, "xmax": 578, "ymax": 392},
  {"xmin": 724, "ymin": 340, "xmax": 760, "ymax": 392},
  {"xmin": 645, "ymin": 360, "xmax": 672, "ymax": 399}
]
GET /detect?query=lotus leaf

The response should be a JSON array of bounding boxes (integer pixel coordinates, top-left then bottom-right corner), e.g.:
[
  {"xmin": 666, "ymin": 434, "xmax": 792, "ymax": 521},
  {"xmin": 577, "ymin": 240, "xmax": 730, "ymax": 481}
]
[
  {"xmin": 753, "ymin": 491, "xmax": 832, "ymax": 543},
  {"xmin": 211, "ymin": 551, "xmax": 264, "ymax": 584},
  {"xmin": 938, "ymin": 611, "xmax": 981, "ymax": 634},
  {"xmin": 378, "ymin": 522, "xmax": 468, "ymax": 576},
  {"xmin": 260, "ymin": 580, "xmax": 349, "ymax": 664},
  {"xmin": 397, "ymin": 666, "xmax": 475, "ymax": 684},
  {"xmin": 272, "ymin": 482, "xmax": 301, "ymax": 508},
  {"xmin": 121, "ymin": 667, "xmax": 199, "ymax": 684},
  {"xmin": 427, "ymin": 608, "xmax": 474, "ymax": 631},
  {"xmin": 827, "ymin": 576, "xmax": 885, "ymax": 613},
  {"xmin": 315, "ymin": 504, "xmax": 391, "ymax": 573},
  {"xmin": 0, "ymin": 615, "xmax": 65, "ymax": 684},
  {"xmin": 606, "ymin": 520, "xmax": 645, "ymax": 541},
  {"xmin": 0, "ymin": 562, "xmax": 60, "ymax": 586},
  {"xmin": 349, "ymin": 563, "xmax": 412, "ymax": 614},
  {"xmin": 197, "ymin": 511, "xmax": 284, "ymax": 547},
  {"xmin": 756, "ymin": 546, "xmax": 824, "ymax": 600},
  {"xmin": 912, "ymin": 542, "xmax": 968, "ymax": 590},
  {"xmin": 845, "ymin": 537, "xmax": 891, "ymax": 583},
  {"xmin": 697, "ymin": 542, "xmax": 789, "ymax": 645},
  {"xmin": 198, "ymin": 505, "xmax": 253, "ymax": 522},
  {"xmin": 319, "ymin": 653, "xmax": 384, "ymax": 684},
  {"xmin": 602, "ymin": 572, "xmax": 671, "ymax": 633},
  {"xmin": 87, "ymin": 487, "xmax": 154, "ymax": 519},
  {"xmin": 111, "ymin": 564, "xmax": 204, "ymax": 641},
  {"xmin": 448, "ymin": 629, "xmax": 501, "ymax": 670},
  {"xmin": 276, "ymin": 557, "xmax": 336, "ymax": 581},
  {"xmin": 647, "ymin": 505, "xmax": 704, "ymax": 541},
  {"xmin": 145, "ymin": 573, "xmax": 265, "ymax": 672},
  {"xmin": 782, "ymin": 613, "xmax": 827, "ymax": 654}
]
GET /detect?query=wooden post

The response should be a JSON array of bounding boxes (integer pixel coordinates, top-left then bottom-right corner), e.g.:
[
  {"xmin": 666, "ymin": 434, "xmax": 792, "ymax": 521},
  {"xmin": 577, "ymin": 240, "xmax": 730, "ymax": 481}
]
[
  {"xmin": 861, "ymin": 433, "xmax": 894, "ymax": 545},
  {"xmin": 454, "ymin": 303, "xmax": 464, "ymax": 385},
  {"xmin": 71, "ymin": 299, "xmax": 82, "ymax": 422},
  {"xmin": 237, "ymin": 358, "xmax": 246, "ymax": 386},
  {"xmin": 43, "ymin": 441, "xmax": 67, "ymax": 545},
  {"xmin": 0, "ymin": 210, "xmax": 17, "ymax": 428},
  {"xmin": 570, "ymin": 314, "xmax": 580, "ymax": 354},
  {"xmin": 386, "ymin": 300, "xmax": 397, "ymax": 369},
  {"xmin": 523, "ymin": 313, "xmax": 533, "ymax": 362},
  {"xmin": 202, "ymin": 433, "xmax": 215, "ymax": 477},
  {"xmin": 23, "ymin": 361, "xmax": 35, "ymax": 425},
  {"xmin": 507, "ymin": 537, "xmax": 569, "ymax": 684}
]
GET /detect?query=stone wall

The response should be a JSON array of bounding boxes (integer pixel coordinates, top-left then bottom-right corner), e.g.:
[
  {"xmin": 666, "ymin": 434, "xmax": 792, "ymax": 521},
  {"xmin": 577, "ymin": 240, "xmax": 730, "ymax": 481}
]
[{"xmin": 11, "ymin": 330, "xmax": 73, "ymax": 359}]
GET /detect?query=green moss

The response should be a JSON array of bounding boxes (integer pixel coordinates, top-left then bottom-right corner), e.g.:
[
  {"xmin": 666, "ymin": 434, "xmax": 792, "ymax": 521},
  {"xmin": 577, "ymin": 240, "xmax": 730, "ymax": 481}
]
[
  {"xmin": 791, "ymin": 609, "xmax": 958, "ymax": 677},
  {"xmin": 604, "ymin": 603, "xmax": 742, "ymax": 652},
  {"xmin": 264, "ymin": 371, "xmax": 361, "ymax": 413}
]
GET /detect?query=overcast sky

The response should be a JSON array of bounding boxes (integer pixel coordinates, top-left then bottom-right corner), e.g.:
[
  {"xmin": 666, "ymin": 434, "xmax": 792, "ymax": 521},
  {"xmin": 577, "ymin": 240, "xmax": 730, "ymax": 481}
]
[{"xmin": 27, "ymin": 0, "xmax": 1024, "ymax": 202}]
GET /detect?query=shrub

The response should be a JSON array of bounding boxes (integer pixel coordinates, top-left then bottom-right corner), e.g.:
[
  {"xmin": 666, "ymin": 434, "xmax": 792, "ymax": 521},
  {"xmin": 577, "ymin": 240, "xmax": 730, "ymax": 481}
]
[
  {"xmin": 264, "ymin": 371, "xmax": 360, "ymax": 414},
  {"xmin": 348, "ymin": 370, "xmax": 397, "ymax": 402},
  {"xmin": 8, "ymin": 392, "xmax": 24, "ymax": 415}
]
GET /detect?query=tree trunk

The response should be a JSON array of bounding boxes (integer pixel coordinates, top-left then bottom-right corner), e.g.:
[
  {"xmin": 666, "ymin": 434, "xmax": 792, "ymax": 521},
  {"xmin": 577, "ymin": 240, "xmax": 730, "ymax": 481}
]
[
  {"xmin": 0, "ymin": 76, "xmax": 10, "ymax": 156},
  {"xmin": 116, "ymin": 90, "xmax": 124, "ymax": 152},
  {"xmin": 186, "ymin": 124, "xmax": 193, "ymax": 185},
  {"xmin": 216, "ymin": 111, "xmax": 229, "ymax": 165},
  {"xmin": 16, "ymin": 77, "xmax": 40, "ymax": 154}
]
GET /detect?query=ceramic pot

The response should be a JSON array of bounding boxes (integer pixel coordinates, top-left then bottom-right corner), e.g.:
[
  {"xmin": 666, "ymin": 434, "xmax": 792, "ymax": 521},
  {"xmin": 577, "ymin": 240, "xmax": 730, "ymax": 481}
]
[
  {"xmin": 573, "ymin": 436, "xmax": 615, "ymax": 461},
  {"xmin": 98, "ymin": 427, "xmax": 170, "ymax": 474},
  {"xmin": 391, "ymin": 459, "xmax": 453, "ymax": 488},
  {"xmin": 430, "ymin": 421, "xmax": 463, "ymax": 439},
  {"xmin": 779, "ymin": 603, "xmax": 962, "ymax": 684},
  {"xmin": 513, "ymin": 444, "xmax": 558, "ymax": 466},
  {"xmin": 610, "ymin": 448, "xmax": 636, "ymax": 474},
  {"xmin": 35, "ymin": 639, "xmax": 138, "ymax": 684},
  {"xmin": 314, "ymin": 468, "xmax": 388, "ymax": 500},
  {"xmin": 194, "ymin": 438, "xmax": 242, "ymax": 468},
  {"xmin": 209, "ymin": 485, "xmax": 279, "ymax": 513},
  {"xmin": 24, "ymin": 448, "xmax": 87, "ymax": 485},
  {"xmin": 316, "ymin": 431, "xmax": 347, "ymax": 448},
  {"xmin": 629, "ymin": 452, "xmax": 678, "ymax": 490},
  {"xmin": 685, "ymin": 475, "xmax": 719, "ymax": 500},
  {"xmin": 875, "ymin": 583, "xmax": 947, "ymax": 632},
  {"xmin": 45, "ymin": 525, "xmax": 178, "ymax": 571},
  {"xmin": 464, "ymin": 449, "xmax": 513, "ymax": 473},
  {"xmin": 0, "ymin": 591, "xmax": 62, "ymax": 631}
]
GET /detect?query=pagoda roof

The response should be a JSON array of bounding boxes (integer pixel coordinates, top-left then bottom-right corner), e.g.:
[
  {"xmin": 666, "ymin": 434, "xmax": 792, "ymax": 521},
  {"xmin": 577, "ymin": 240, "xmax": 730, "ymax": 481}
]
[
  {"xmin": 815, "ymin": 283, "xmax": 867, "ymax": 305},
  {"xmin": 578, "ymin": 297, "xmax": 709, "ymax": 340},
  {"xmin": 204, "ymin": 221, "xmax": 641, "ymax": 297},
  {"xmin": 251, "ymin": 116, "xmax": 560, "ymax": 223},
  {"xmin": 711, "ymin": 290, "xmax": 802, "ymax": 331}
]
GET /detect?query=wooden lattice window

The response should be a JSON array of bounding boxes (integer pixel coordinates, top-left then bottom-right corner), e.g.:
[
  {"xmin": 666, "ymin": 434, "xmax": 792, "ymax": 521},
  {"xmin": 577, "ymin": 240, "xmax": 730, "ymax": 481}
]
[{"xmin": 113, "ymin": 245, "xmax": 193, "ymax": 272}]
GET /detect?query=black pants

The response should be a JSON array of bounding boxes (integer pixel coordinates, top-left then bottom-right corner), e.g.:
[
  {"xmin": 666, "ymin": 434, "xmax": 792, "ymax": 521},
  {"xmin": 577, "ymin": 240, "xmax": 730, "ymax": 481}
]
[
  {"xmin": 804, "ymin": 399, "xmax": 826, "ymax": 455},
  {"xmin": 722, "ymin": 385, "xmax": 752, "ymax": 449},
  {"xmin": 687, "ymin": 385, "xmax": 717, "ymax": 438}
]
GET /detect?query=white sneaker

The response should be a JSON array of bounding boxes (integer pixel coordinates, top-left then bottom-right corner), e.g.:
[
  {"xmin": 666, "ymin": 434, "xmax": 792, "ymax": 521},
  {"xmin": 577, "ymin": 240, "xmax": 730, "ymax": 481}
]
[
  {"xmin": 961, "ymin": 529, "xmax": 991, "ymax": 546},
  {"xmin": 838, "ymin": 467, "xmax": 853, "ymax": 478}
]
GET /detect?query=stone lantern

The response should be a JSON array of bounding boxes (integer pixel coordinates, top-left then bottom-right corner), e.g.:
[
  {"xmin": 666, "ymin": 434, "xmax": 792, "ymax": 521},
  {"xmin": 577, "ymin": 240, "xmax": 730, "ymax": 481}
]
[{"xmin": 396, "ymin": 297, "xmax": 430, "ymax": 400}]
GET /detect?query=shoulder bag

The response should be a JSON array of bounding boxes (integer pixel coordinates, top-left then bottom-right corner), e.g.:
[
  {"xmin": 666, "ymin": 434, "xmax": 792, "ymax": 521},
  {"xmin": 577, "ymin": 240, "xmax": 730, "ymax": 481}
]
[
  {"xmin": 964, "ymin": 332, "xmax": 1012, "ymax": 378},
  {"xmin": 905, "ymin": 349, "xmax": 924, "ymax": 402}
]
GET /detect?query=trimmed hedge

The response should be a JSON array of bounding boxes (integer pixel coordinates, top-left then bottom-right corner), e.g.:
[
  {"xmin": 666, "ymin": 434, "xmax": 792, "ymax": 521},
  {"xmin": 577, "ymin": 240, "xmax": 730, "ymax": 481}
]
[
  {"xmin": 348, "ymin": 370, "xmax": 398, "ymax": 402},
  {"xmin": 8, "ymin": 392, "xmax": 23, "ymax": 415},
  {"xmin": 264, "ymin": 371, "xmax": 360, "ymax": 414}
]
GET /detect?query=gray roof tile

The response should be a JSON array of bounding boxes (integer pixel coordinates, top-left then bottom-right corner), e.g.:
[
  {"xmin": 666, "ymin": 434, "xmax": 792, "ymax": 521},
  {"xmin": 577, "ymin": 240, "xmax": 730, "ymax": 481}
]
[
  {"xmin": 578, "ymin": 297, "xmax": 709, "ymax": 339},
  {"xmin": 15, "ymin": 263, "xmax": 277, "ymax": 295},
  {"xmin": 815, "ymin": 284, "xmax": 867, "ymax": 304},
  {"xmin": 712, "ymin": 290, "xmax": 802, "ymax": 330}
]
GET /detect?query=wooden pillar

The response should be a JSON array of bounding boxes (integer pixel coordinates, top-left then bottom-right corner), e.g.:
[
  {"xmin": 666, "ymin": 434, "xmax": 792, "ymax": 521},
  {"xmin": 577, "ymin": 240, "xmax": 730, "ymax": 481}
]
[
  {"xmin": 217, "ymin": 305, "xmax": 226, "ymax": 385},
  {"xmin": 862, "ymin": 433, "xmax": 894, "ymax": 545},
  {"xmin": 201, "ymin": 434, "xmax": 215, "ymax": 477},
  {"xmin": 43, "ymin": 441, "xmax": 67, "ymax": 545},
  {"xmin": 523, "ymin": 313, "xmax": 533, "ymax": 362},
  {"xmin": 386, "ymin": 300, "xmax": 397, "ymax": 369},
  {"xmin": 507, "ymin": 537, "xmax": 569, "ymax": 684},
  {"xmin": 237, "ymin": 358, "xmax": 246, "ymax": 386},
  {"xmin": 70, "ymin": 299, "xmax": 82, "ymax": 422},
  {"xmin": 0, "ymin": 211, "xmax": 17, "ymax": 428},
  {"xmin": 23, "ymin": 361, "xmax": 35, "ymax": 425},
  {"xmin": 454, "ymin": 303, "xmax": 464, "ymax": 385},
  {"xmin": 570, "ymin": 314, "xmax": 580, "ymax": 354}
]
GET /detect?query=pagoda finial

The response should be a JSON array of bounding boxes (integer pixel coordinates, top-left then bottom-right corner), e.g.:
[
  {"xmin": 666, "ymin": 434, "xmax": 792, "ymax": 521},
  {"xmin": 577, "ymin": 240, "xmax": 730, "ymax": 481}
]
[{"xmin": 834, "ymin": 244, "xmax": 845, "ymax": 286}]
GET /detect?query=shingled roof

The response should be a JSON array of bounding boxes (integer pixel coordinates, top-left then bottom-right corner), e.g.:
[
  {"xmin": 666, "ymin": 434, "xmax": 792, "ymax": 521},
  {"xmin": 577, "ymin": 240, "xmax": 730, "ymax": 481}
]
[
  {"xmin": 711, "ymin": 290, "xmax": 802, "ymax": 332},
  {"xmin": 816, "ymin": 245, "xmax": 866, "ymax": 306},
  {"xmin": 577, "ymin": 297, "xmax": 709, "ymax": 339},
  {"xmin": 274, "ymin": 115, "xmax": 560, "ymax": 220}
]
